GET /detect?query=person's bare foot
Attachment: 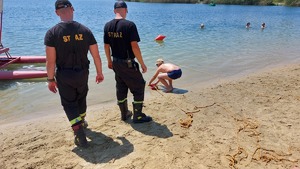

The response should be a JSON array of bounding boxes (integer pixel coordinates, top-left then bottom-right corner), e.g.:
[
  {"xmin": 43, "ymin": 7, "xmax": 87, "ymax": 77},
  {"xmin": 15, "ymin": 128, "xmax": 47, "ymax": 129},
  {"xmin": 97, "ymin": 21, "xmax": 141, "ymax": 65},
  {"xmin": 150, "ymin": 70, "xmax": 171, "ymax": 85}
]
[{"xmin": 165, "ymin": 87, "xmax": 173, "ymax": 93}]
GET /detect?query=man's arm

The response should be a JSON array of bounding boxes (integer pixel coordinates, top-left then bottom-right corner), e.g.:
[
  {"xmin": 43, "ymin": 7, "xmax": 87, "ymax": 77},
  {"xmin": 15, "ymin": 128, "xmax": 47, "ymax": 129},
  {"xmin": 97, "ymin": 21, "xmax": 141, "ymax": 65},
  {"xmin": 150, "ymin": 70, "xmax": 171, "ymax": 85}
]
[
  {"xmin": 46, "ymin": 46, "xmax": 58, "ymax": 93},
  {"xmin": 104, "ymin": 43, "xmax": 113, "ymax": 69},
  {"xmin": 148, "ymin": 69, "xmax": 160, "ymax": 85},
  {"xmin": 131, "ymin": 41, "xmax": 147, "ymax": 73},
  {"xmin": 89, "ymin": 44, "xmax": 104, "ymax": 84}
]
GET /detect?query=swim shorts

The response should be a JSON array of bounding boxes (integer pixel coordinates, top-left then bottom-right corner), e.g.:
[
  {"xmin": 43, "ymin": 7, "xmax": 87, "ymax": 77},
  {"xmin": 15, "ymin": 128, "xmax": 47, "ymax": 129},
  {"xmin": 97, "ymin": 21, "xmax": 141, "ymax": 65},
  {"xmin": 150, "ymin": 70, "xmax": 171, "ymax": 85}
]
[{"xmin": 167, "ymin": 69, "xmax": 182, "ymax": 80}]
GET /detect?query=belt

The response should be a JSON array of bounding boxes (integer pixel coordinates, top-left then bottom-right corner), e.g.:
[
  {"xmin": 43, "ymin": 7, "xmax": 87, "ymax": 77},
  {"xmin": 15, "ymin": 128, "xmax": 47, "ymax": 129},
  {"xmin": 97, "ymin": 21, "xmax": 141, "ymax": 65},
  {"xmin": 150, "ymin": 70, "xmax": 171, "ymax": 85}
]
[
  {"xmin": 57, "ymin": 65, "xmax": 89, "ymax": 71},
  {"xmin": 113, "ymin": 57, "xmax": 134, "ymax": 63}
]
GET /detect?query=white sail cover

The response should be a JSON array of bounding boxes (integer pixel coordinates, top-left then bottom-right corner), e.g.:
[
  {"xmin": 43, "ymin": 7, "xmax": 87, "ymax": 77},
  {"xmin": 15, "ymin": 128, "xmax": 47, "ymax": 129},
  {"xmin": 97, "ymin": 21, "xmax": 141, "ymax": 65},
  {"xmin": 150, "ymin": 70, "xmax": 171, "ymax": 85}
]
[{"xmin": 0, "ymin": 0, "xmax": 2, "ymax": 13}]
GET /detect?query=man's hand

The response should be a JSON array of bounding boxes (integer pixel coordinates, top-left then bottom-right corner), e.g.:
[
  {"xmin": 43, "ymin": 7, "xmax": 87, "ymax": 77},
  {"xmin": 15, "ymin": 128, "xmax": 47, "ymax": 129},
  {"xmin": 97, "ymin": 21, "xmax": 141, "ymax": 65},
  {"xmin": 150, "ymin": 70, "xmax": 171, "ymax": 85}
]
[
  {"xmin": 96, "ymin": 73, "xmax": 104, "ymax": 84},
  {"xmin": 148, "ymin": 83, "xmax": 158, "ymax": 90},
  {"xmin": 107, "ymin": 61, "xmax": 113, "ymax": 69},
  {"xmin": 48, "ymin": 81, "xmax": 58, "ymax": 93},
  {"xmin": 141, "ymin": 64, "xmax": 147, "ymax": 73}
]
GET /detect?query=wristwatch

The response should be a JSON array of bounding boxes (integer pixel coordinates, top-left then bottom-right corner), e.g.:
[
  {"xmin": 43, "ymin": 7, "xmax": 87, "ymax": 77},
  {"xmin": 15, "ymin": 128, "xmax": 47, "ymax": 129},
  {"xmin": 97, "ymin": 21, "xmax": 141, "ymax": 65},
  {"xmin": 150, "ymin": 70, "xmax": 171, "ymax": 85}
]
[{"xmin": 47, "ymin": 78, "xmax": 55, "ymax": 82}]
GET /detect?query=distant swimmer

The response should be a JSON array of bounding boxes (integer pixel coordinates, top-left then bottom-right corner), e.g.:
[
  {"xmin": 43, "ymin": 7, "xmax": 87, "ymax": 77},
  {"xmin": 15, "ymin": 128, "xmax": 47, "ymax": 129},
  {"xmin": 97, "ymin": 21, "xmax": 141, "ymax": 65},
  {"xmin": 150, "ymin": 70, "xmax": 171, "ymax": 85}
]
[
  {"xmin": 200, "ymin": 23, "xmax": 205, "ymax": 29},
  {"xmin": 246, "ymin": 22, "xmax": 251, "ymax": 29},
  {"xmin": 261, "ymin": 22, "xmax": 266, "ymax": 29}
]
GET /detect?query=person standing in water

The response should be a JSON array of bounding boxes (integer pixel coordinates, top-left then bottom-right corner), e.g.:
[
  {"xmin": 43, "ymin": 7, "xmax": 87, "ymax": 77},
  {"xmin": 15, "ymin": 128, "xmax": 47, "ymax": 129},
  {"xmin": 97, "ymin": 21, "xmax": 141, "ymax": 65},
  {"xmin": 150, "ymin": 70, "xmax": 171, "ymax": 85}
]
[
  {"xmin": 246, "ymin": 22, "xmax": 251, "ymax": 29},
  {"xmin": 261, "ymin": 22, "xmax": 266, "ymax": 29}
]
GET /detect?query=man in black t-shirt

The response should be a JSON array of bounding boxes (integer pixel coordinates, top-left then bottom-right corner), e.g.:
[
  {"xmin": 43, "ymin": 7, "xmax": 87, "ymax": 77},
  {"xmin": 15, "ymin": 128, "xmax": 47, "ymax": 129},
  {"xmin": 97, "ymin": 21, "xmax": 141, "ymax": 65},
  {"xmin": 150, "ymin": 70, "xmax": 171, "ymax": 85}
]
[
  {"xmin": 104, "ymin": 1, "xmax": 152, "ymax": 123},
  {"xmin": 44, "ymin": 0, "xmax": 104, "ymax": 148}
]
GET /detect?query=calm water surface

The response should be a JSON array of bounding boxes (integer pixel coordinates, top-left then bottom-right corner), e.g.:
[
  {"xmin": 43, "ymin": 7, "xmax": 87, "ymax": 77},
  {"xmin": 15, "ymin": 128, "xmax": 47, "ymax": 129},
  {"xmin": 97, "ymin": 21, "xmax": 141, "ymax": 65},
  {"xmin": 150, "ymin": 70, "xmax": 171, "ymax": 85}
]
[{"xmin": 0, "ymin": 0, "xmax": 299, "ymax": 124}]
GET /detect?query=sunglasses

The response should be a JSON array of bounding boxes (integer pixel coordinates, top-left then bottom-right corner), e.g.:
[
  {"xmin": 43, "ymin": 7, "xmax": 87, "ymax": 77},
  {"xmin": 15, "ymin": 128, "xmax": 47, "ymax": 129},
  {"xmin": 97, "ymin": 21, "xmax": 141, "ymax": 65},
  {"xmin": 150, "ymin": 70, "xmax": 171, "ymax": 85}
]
[{"xmin": 56, "ymin": 4, "xmax": 72, "ymax": 10}]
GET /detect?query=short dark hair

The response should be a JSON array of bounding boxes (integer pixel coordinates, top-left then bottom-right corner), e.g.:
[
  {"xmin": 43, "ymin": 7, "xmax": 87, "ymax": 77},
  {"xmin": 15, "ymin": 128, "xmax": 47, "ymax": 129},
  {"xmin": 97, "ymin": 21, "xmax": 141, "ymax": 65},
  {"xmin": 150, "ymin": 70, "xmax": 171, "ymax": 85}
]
[{"xmin": 114, "ymin": 1, "xmax": 127, "ymax": 9}]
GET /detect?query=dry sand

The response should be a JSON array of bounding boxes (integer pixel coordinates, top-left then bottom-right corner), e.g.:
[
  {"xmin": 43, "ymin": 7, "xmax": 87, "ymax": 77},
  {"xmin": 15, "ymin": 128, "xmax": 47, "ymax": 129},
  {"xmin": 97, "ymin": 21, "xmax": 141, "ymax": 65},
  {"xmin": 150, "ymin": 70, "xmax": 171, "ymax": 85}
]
[{"xmin": 1, "ymin": 64, "xmax": 300, "ymax": 169}]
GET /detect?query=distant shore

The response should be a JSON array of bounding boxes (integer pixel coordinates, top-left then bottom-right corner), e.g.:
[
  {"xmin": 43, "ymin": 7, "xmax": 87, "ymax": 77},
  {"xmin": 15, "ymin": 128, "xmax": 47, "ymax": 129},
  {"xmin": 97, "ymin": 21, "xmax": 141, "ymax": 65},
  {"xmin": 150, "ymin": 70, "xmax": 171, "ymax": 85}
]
[{"xmin": 126, "ymin": 0, "xmax": 300, "ymax": 7}]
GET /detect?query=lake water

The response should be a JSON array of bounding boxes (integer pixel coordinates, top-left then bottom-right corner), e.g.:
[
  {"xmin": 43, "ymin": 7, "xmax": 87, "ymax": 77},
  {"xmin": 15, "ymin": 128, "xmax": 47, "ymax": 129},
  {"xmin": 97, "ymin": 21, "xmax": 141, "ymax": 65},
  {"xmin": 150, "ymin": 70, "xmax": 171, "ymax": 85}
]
[{"xmin": 0, "ymin": 0, "xmax": 299, "ymax": 124}]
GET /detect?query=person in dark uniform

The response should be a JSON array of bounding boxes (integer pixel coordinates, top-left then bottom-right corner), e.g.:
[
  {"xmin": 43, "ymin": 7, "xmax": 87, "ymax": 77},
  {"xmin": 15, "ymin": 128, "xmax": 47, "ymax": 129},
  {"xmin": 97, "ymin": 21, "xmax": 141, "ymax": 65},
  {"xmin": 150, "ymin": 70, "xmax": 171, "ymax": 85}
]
[
  {"xmin": 103, "ymin": 1, "xmax": 152, "ymax": 123},
  {"xmin": 44, "ymin": 0, "xmax": 104, "ymax": 148}
]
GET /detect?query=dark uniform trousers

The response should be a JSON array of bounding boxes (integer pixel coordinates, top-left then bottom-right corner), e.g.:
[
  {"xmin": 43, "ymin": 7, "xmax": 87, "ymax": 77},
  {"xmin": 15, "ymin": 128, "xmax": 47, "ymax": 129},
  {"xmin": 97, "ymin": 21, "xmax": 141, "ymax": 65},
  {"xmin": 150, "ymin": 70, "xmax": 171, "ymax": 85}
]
[
  {"xmin": 56, "ymin": 68, "xmax": 89, "ymax": 126},
  {"xmin": 112, "ymin": 60, "xmax": 145, "ymax": 102}
]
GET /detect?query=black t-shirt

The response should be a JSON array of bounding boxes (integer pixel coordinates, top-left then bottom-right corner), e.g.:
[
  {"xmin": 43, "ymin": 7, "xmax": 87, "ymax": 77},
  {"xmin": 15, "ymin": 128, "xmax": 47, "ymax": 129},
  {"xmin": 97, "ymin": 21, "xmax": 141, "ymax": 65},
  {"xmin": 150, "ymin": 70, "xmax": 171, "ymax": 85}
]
[
  {"xmin": 103, "ymin": 19, "xmax": 140, "ymax": 60},
  {"xmin": 44, "ymin": 21, "xmax": 97, "ymax": 69}
]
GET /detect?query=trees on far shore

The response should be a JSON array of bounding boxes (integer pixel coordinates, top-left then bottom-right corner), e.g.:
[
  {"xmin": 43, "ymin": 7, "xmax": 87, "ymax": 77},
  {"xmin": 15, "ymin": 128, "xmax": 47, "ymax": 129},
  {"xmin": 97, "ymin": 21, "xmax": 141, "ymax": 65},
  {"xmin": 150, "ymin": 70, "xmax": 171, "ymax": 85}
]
[{"xmin": 126, "ymin": 0, "xmax": 300, "ymax": 7}]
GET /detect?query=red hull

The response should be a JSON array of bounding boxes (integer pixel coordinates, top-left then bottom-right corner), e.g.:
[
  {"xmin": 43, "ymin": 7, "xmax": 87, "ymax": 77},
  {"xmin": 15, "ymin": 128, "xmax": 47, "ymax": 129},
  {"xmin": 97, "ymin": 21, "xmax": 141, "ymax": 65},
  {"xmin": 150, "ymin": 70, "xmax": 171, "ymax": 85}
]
[
  {"xmin": 0, "ymin": 70, "xmax": 47, "ymax": 80},
  {"xmin": 13, "ymin": 56, "xmax": 46, "ymax": 63},
  {"xmin": 0, "ymin": 56, "xmax": 46, "ymax": 64},
  {"xmin": 0, "ymin": 56, "xmax": 47, "ymax": 80}
]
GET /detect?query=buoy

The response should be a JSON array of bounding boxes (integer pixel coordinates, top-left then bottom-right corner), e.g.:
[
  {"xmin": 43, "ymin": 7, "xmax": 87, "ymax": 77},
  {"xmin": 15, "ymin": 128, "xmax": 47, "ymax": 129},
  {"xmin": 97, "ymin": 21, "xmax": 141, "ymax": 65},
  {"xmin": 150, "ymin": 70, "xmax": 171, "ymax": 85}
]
[{"xmin": 155, "ymin": 34, "xmax": 166, "ymax": 41}]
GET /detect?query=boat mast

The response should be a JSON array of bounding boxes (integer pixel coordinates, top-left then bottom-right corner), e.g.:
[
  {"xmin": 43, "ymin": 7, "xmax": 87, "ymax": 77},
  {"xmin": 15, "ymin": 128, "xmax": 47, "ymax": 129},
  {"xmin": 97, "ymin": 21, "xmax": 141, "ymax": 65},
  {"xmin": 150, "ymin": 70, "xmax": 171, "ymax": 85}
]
[
  {"xmin": 0, "ymin": 0, "xmax": 3, "ymax": 43},
  {"xmin": 0, "ymin": 0, "xmax": 11, "ymax": 58}
]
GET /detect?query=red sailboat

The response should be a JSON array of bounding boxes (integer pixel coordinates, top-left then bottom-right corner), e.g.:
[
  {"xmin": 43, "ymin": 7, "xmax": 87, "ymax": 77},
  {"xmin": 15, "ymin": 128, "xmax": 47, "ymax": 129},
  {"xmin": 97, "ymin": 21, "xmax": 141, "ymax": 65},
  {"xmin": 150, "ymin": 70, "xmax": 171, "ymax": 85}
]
[{"xmin": 0, "ymin": 0, "xmax": 47, "ymax": 80}]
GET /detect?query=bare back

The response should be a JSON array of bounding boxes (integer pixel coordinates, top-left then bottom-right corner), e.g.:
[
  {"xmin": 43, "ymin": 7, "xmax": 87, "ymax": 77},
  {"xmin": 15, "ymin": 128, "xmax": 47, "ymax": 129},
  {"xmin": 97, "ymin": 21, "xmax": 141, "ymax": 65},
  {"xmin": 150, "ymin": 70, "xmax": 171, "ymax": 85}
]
[{"xmin": 158, "ymin": 63, "xmax": 180, "ymax": 73}]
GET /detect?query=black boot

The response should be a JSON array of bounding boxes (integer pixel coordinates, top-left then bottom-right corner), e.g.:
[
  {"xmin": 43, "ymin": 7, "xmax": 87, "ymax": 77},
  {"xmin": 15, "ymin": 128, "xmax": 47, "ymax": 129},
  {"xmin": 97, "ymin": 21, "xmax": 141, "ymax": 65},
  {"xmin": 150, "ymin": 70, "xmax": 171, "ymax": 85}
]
[
  {"xmin": 132, "ymin": 102, "xmax": 152, "ymax": 123},
  {"xmin": 72, "ymin": 124, "xmax": 88, "ymax": 148},
  {"xmin": 118, "ymin": 100, "xmax": 132, "ymax": 121},
  {"xmin": 81, "ymin": 116, "xmax": 88, "ymax": 129}
]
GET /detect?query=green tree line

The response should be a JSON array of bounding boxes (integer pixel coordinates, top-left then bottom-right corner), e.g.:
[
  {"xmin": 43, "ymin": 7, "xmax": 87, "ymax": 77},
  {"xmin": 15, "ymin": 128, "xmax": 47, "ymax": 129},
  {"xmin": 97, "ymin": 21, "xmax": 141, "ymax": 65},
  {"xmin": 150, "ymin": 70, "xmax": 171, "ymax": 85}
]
[{"xmin": 127, "ymin": 0, "xmax": 300, "ymax": 6}]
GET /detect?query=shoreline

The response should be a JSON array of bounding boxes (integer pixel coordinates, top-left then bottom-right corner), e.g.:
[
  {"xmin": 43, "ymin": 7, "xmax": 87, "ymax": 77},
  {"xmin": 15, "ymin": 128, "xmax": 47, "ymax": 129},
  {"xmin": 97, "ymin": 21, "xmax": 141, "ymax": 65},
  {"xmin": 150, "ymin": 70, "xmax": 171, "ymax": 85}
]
[
  {"xmin": 0, "ymin": 61, "xmax": 298, "ymax": 126},
  {"xmin": 1, "ymin": 63, "xmax": 300, "ymax": 168}
]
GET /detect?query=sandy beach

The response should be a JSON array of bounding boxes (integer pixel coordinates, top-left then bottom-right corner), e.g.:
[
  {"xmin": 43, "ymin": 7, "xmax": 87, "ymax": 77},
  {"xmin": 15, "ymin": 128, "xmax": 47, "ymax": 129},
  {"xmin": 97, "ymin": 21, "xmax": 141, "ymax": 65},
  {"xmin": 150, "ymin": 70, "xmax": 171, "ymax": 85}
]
[{"xmin": 1, "ymin": 63, "xmax": 300, "ymax": 169}]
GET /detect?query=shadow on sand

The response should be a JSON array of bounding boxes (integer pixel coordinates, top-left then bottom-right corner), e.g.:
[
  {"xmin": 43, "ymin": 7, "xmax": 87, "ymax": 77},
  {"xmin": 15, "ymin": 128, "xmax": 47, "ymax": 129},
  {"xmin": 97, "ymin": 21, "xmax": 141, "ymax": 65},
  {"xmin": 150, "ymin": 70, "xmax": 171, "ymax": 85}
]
[
  {"xmin": 130, "ymin": 120, "xmax": 173, "ymax": 138},
  {"xmin": 171, "ymin": 88, "xmax": 188, "ymax": 94},
  {"xmin": 149, "ymin": 85, "xmax": 188, "ymax": 95},
  {"xmin": 72, "ymin": 128, "xmax": 133, "ymax": 164}
]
